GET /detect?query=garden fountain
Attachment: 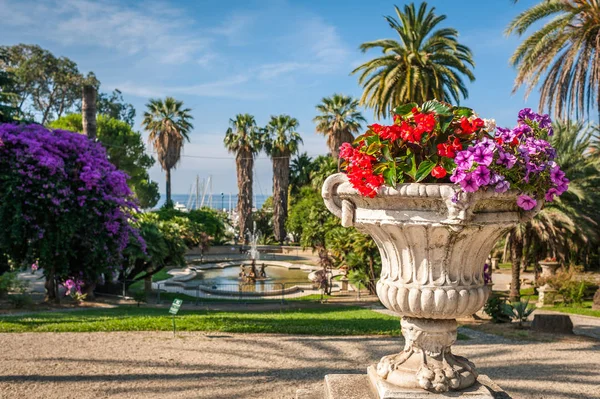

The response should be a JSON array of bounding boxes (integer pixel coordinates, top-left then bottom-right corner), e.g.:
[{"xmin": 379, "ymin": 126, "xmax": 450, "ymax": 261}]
[{"xmin": 239, "ymin": 222, "xmax": 268, "ymax": 282}]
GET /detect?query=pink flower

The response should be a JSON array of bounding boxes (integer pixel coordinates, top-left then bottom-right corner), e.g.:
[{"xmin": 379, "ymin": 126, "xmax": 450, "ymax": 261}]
[{"xmin": 516, "ymin": 194, "xmax": 537, "ymax": 210}]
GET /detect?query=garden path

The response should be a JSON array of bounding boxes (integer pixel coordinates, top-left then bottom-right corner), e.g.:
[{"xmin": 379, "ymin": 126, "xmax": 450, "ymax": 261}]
[{"xmin": 0, "ymin": 329, "xmax": 598, "ymax": 399}]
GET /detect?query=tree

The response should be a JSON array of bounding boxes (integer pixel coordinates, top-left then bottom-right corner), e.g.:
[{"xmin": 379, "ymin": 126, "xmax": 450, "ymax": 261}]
[
  {"xmin": 0, "ymin": 44, "xmax": 87, "ymax": 124},
  {"xmin": 50, "ymin": 114, "xmax": 160, "ymax": 208},
  {"xmin": 97, "ymin": 89, "xmax": 136, "ymax": 126},
  {"xmin": 309, "ymin": 155, "xmax": 338, "ymax": 191},
  {"xmin": 224, "ymin": 114, "xmax": 263, "ymax": 243},
  {"xmin": 263, "ymin": 115, "xmax": 303, "ymax": 244},
  {"xmin": 352, "ymin": 3, "xmax": 475, "ymax": 119},
  {"xmin": 314, "ymin": 94, "xmax": 366, "ymax": 159},
  {"xmin": 142, "ymin": 97, "xmax": 194, "ymax": 207},
  {"xmin": 0, "ymin": 124, "xmax": 141, "ymax": 301},
  {"xmin": 0, "ymin": 48, "xmax": 20, "ymax": 123},
  {"xmin": 507, "ymin": 0, "xmax": 600, "ymax": 121},
  {"xmin": 289, "ymin": 152, "xmax": 314, "ymax": 196}
]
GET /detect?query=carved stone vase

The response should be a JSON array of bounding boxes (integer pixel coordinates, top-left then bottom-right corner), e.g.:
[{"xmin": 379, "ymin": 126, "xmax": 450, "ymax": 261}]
[{"xmin": 322, "ymin": 173, "xmax": 540, "ymax": 394}]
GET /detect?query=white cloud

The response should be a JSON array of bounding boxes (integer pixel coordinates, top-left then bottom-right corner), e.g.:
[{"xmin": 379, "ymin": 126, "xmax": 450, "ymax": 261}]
[
  {"xmin": 113, "ymin": 74, "xmax": 264, "ymax": 100},
  {"xmin": 0, "ymin": 0, "xmax": 212, "ymax": 65}
]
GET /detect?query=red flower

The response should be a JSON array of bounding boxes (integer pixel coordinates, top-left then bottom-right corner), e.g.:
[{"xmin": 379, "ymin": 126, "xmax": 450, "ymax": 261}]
[
  {"xmin": 392, "ymin": 114, "xmax": 400, "ymax": 122},
  {"xmin": 431, "ymin": 165, "xmax": 447, "ymax": 179},
  {"xmin": 437, "ymin": 138, "xmax": 462, "ymax": 158},
  {"xmin": 437, "ymin": 143, "xmax": 454, "ymax": 158},
  {"xmin": 451, "ymin": 137, "xmax": 462, "ymax": 152},
  {"xmin": 459, "ymin": 117, "xmax": 485, "ymax": 134},
  {"xmin": 414, "ymin": 112, "xmax": 436, "ymax": 135},
  {"xmin": 370, "ymin": 124, "xmax": 383, "ymax": 135},
  {"xmin": 339, "ymin": 142, "xmax": 354, "ymax": 160}
]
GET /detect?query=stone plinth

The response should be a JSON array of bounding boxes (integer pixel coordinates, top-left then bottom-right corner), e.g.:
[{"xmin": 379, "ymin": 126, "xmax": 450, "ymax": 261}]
[
  {"xmin": 536, "ymin": 286, "xmax": 557, "ymax": 307},
  {"xmin": 531, "ymin": 314, "xmax": 573, "ymax": 334},
  {"xmin": 296, "ymin": 371, "xmax": 511, "ymax": 399}
]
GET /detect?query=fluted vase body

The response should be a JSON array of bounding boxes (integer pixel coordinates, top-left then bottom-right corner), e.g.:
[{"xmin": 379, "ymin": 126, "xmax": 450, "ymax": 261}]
[{"xmin": 322, "ymin": 173, "xmax": 540, "ymax": 394}]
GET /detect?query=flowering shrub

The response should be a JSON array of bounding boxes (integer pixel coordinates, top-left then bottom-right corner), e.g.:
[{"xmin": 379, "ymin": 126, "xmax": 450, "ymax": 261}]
[
  {"xmin": 0, "ymin": 123, "xmax": 143, "ymax": 297},
  {"xmin": 339, "ymin": 101, "xmax": 568, "ymax": 209}
]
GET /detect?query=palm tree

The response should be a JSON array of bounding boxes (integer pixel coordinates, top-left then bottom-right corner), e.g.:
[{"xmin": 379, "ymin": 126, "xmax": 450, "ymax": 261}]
[
  {"xmin": 224, "ymin": 114, "xmax": 262, "ymax": 243},
  {"xmin": 313, "ymin": 94, "xmax": 366, "ymax": 159},
  {"xmin": 309, "ymin": 156, "xmax": 338, "ymax": 191},
  {"xmin": 507, "ymin": 0, "xmax": 600, "ymax": 121},
  {"xmin": 352, "ymin": 2, "xmax": 475, "ymax": 119},
  {"xmin": 289, "ymin": 152, "xmax": 314, "ymax": 195},
  {"xmin": 142, "ymin": 97, "xmax": 193, "ymax": 207},
  {"xmin": 505, "ymin": 121, "xmax": 600, "ymax": 301},
  {"xmin": 263, "ymin": 115, "xmax": 303, "ymax": 244}
]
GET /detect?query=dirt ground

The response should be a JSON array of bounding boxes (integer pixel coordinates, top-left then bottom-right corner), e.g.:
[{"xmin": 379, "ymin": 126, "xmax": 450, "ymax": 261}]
[{"xmin": 0, "ymin": 329, "xmax": 598, "ymax": 399}]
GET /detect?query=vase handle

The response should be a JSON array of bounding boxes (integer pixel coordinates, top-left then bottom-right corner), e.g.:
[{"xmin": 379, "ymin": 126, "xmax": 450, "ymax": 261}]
[{"xmin": 322, "ymin": 173, "xmax": 354, "ymax": 227}]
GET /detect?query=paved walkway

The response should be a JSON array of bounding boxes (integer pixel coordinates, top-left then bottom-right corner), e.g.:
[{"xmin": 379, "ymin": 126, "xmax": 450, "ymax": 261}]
[{"xmin": 0, "ymin": 330, "xmax": 598, "ymax": 399}]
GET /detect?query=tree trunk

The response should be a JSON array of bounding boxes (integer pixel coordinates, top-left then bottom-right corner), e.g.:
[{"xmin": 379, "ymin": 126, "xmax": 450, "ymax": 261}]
[
  {"xmin": 272, "ymin": 154, "xmax": 290, "ymax": 244},
  {"xmin": 82, "ymin": 85, "xmax": 97, "ymax": 139},
  {"xmin": 237, "ymin": 149, "xmax": 253, "ymax": 244},
  {"xmin": 165, "ymin": 168, "xmax": 172, "ymax": 207},
  {"xmin": 509, "ymin": 231, "xmax": 523, "ymax": 302},
  {"xmin": 44, "ymin": 269, "xmax": 57, "ymax": 302},
  {"xmin": 521, "ymin": 232, "xmax": 529, "ymax": 272},
  {"xmin": 144, "ymin": 276, "xmax": 152, "ymax": 293}
]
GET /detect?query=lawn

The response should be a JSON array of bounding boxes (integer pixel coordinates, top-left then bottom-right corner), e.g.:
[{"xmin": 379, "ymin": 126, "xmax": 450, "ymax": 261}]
[
  {"xmin": 0, "ymin": 306, "xmax": 404, "ymax": 335},
  {"xmin": 543, "ymin": 301, "xmax": 599, "ymax": 318}
]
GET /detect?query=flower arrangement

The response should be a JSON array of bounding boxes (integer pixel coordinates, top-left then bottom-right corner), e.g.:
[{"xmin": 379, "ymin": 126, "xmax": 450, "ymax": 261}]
[{"xmin": 339, "ymin": 101, "xmax": 568, "ymax": 209}]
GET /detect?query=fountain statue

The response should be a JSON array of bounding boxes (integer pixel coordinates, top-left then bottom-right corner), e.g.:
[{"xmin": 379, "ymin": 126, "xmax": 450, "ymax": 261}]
[{"xmin": 239, "ymin": 222, "xmax": 268, "ymax": 282}]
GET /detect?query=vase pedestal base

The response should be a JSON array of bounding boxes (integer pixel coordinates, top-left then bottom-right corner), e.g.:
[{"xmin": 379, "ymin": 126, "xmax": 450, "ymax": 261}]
[{"xmin": 295, "ymin": 371, "xmax": 508, "ymax": 399}]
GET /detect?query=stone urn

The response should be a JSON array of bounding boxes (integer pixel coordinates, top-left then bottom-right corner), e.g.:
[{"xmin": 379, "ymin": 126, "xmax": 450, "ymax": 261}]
[
  {"xmin": 539, "ymin": 261, "xmax": 560, "ymax": 278},
  {"xmin": 322, "ymin": 173, "xmax": 540, "ymax": 394},
  {"xmin": 537, "ymin": 261, "xmax": 561, "ymax": 307}
]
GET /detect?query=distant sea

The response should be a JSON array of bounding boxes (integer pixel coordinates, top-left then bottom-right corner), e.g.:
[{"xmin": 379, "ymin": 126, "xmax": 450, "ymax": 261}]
[{"xmin": 155, "ymin": 193, "xmax": 270, "ymax": 211}]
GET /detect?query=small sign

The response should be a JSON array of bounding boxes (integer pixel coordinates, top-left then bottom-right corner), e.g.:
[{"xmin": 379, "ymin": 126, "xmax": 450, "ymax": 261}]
[{"xmin": 169, "ymin": 298, "xmax": 183, "ymax": 315}]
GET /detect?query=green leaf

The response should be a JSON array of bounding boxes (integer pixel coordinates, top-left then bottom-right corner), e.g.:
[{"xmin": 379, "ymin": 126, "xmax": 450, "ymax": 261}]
[
  {"xmin": 366, "ymin": 142, "xmax": 380, "ymax": 155},
  {"xmin": 405, "ymin": 153, "xmax": 417, "ymax": 180},
  {"xmin": 372, "ymin": 162, "xmax": 388, "ymax": 174},
  {"xmin": 383, "ymin": 164, "xmax": 397, "ymax": 188},
  {"xmin": 441, "ymin": 157, "xmax": 456, "ymax": 172},
  {"xmin": 365, "ymin": 135, "xmax": 381, "ymax": 146},
  {"xmin": 453, "ymin": 107, "xmax": 473, "ymax": 117},
  {"xmin": 421, "ymin": 100, "xmax": 451, "ymax": 116},
  {"xmin": 382, "ymin": 146, "xmax": 393, "ymax": 162},
  {"xmin": 438, "ymin": 115, "xmax": 454, "ymax": 133},
  {"xmin": 415, "ymin": 160, "xmax": 436, "ymax": 182},
  {"xmin": 394, "ymin": 103, "xmax": 417, "ymax": 116}
]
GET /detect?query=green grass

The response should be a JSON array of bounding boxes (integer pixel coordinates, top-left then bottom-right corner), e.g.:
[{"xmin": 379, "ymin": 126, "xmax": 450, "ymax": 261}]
[
  {"xmin": 0, "ymin": 306, "xmax": 405, "ymax": 335},
  {"xmin": 543, "ymin": 301, "xmax": 600, "ymax": 318},
  {"xmin": 129, "ymin": 269, "xmax": 175, "ymax": 292}
]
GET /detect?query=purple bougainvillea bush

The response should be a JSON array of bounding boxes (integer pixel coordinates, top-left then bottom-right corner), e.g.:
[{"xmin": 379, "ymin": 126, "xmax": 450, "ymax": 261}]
[{"xmin": 0, "ymin": 123, "xmax": 144, "ymax": 297}]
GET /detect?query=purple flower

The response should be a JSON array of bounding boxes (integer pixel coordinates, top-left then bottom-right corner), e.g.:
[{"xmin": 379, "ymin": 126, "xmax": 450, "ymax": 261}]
[
  {"xmin": 496, "ymin": 150, "xmax": 517, "ymax": 169},
  {"xmin": 473, "ymin": 165, "xmax": 491, "ymax": 186},
  {"xmin": 459, "ymin": 173, "xmax": 480, "ymax": 192},
  {"xmin": 550, "ymin": 167, "xmax": 565, "ymax": 185},
  {"xmin": 495, "ymin": 181, "xmax": 510, "ymax": 193},
  {"xmin": 454, "ymin": 150, "xmax": 474, "ymax": 169},
  {"xmin": 450, "ymin": 169, "xmax": 466, "ymax": 183},
  {"xmin": 31, "ymin": 261, "xmax": 39, "ymax": 272},
  {"xmin": 516, "ymin": 194, "xmax": 537, "ymax": 210},
  {"xmin": 545, "ymin": 188, "xmax": 559, "ymax": 202},
  {"xmin": 472, "ymin": 145, "xmax": 494, "ymax": 166}
]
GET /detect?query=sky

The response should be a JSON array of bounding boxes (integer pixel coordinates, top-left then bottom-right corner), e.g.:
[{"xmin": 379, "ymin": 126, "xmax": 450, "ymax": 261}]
[{"xmin": 0, "ymin": 0, "xmax": 542, "ymax": 197}]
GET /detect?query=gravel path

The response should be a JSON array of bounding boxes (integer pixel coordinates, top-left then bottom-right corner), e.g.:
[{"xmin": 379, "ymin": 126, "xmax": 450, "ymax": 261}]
[{"xmin": 0, "ymin": 330, "xmax": 598, "ymax": 399}]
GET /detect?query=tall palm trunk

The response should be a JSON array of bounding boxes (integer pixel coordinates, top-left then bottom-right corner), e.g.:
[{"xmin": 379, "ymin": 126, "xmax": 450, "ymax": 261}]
[
  {"xmin": 272, "ymin": 154, "xmax": 290, "ymax": 244},
  {"xmin": 237, "ymin": 149, "xmax": 253, "ymax": 244},
  {"xmin": 165, "ymin": 168, "xmax": 172, "ymax": 207},
  {"xmin": 82, "ymin": 85, "xmax": 97, "ymax": 140},
  {"xmin": 509, "ymin": 231, "xmax": 524, "ymax": 302}
]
